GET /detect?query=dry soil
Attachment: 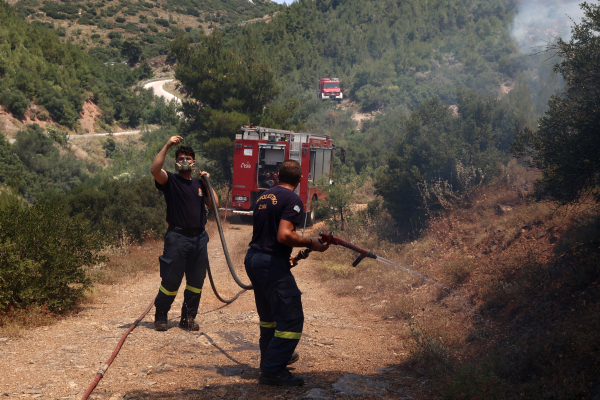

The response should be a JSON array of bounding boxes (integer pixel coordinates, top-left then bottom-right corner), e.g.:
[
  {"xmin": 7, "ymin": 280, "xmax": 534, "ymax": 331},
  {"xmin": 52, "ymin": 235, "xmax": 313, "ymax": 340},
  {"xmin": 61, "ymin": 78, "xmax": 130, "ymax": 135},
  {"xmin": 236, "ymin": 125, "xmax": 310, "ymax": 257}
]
[{"xmin": 0, "ymin": 222, "xmax": 430, "ymax": 399}]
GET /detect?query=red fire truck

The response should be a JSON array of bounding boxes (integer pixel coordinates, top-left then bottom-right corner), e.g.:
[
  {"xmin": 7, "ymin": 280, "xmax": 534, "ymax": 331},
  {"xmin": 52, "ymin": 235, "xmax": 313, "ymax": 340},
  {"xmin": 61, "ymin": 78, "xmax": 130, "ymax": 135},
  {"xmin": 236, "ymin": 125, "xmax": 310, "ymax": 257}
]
[
  {"xmin": 318, "ymin": 78, "xmax": 343, "ymax": 101},
  {"xmin": 224, "ymin": 126, "xmax": 334, "ymax": 226}
]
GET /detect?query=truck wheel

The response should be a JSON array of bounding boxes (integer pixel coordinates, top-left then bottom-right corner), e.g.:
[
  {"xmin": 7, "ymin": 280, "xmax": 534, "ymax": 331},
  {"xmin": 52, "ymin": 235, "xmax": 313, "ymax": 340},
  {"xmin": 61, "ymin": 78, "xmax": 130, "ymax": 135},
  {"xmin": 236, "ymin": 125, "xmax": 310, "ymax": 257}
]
[
  {"xmin": 306, "ymin": 195, "xmax": 318, "ymax": 227},
  {"xmin": 306, "ymin": 208, "xmax": 315, "ymax": 227}
]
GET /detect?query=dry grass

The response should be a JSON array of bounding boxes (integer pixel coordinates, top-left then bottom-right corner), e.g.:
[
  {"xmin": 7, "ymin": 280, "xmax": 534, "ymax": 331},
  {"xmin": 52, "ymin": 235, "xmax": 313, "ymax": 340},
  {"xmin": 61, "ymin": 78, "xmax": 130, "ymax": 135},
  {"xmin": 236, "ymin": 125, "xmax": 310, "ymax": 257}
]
[
  {"xmin": 94, "ymin": 236, "xmax": 162, "ymax": 285},
  {"xmin": 351, "ymin": 176, "xmax": 377, "ymax": 204},
  {"xmin": 0, "ymin": 304, "xmax": 62, "ymax": 338},
  {"xmin": 73, "ymin": 137, "xmax": 109, "ymax": 167},
  {"xmin": 69, "ymin": 134, "xmax": 147, "ymax": 171},
  {"xmin": 313, "ymin": 161, "xmax": 600, "ymax": 398}
]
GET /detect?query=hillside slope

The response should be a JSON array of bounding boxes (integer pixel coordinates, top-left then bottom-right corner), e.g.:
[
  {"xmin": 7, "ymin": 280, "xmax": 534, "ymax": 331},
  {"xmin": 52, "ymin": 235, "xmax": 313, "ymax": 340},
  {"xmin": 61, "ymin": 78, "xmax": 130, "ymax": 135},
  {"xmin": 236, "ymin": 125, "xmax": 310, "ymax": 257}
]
[
  {"xmin": 311, "ymin": 164, "xmax": 600, "ymax": 398},
  {"xmin": 221, "ymin": 0, "xmax": 523, "ymax": 111},
  {"xmin": 0, "ymin": 0, "xmax": 156, "ymax": 133},
  {"xmin": 11, "ymin": 0, "xmax": 279, "ymax": 61}
]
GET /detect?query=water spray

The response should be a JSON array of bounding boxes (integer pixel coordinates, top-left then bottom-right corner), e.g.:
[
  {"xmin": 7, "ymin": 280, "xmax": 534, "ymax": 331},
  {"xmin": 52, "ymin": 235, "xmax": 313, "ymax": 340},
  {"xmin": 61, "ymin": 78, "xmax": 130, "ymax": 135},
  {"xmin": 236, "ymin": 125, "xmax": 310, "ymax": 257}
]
[{"xmin": 294, "ymin": 232, "xmax": 450, "ymax": 291}]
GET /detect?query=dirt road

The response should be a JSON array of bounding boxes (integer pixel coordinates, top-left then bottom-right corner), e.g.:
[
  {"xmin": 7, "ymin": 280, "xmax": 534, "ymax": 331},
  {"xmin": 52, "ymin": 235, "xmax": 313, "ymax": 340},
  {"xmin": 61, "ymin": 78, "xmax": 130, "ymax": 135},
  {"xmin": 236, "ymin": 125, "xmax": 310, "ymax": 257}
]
[
  {"xmin": 0, "ymin": 222, "xmax": 428, "ymax": 399},
  {"xmin": 143, "ymin": 79, "xmax": 181, "ymax": 105}
]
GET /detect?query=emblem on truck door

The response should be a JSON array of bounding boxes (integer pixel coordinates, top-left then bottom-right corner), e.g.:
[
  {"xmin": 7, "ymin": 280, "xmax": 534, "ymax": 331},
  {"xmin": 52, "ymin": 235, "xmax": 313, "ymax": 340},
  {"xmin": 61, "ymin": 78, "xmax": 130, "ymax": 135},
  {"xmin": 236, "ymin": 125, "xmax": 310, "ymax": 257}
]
[{"xmin": 241, "ymin": 163, "xmax": 251, "ymax": 168}]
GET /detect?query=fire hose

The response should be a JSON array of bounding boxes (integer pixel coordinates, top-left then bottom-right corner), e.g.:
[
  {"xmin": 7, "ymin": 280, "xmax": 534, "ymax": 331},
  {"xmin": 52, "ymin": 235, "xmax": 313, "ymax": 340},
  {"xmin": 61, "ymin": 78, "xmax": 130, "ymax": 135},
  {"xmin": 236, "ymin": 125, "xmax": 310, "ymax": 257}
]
[
  {"xmin": 81, "ymin": 176, "xmax": 253, "ymax": 399},
  {"xmin": 81, "ymin": 176, "xmax": 442, "ymax": 399}
]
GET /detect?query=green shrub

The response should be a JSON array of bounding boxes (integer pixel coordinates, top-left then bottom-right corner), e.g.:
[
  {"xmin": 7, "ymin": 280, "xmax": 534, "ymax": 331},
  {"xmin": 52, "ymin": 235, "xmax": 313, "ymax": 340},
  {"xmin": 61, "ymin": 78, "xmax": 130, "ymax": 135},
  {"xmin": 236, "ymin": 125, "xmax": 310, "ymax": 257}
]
[
  {"xmin": 375, "ymin": 89, "xmax": 514, "ymax": 229},
  {"xmin": 103, "ymin": 138, "xmax": 117, "ymax": 158},
  {"xmin": 46, "ymin": 126, "xmax": 68, "ymax": 147},
  {"xmin": 155, "ymin": 17, "xmax": 169, "ymax": 27},
  {"xmin": 109, "ymin": 37, "xmax": 123, "ymax": 48},
  {"xmin": 39, "ymin": 95, "xmax": 79, "ymax": 128},
  {"xmin": 0, "ymin": 90, "xmax": 29, "ymax": 117},
  {"xmin": 124, "ymin": 22, "xmax": 139, "ymax": 33},
  {"xmin": 54, "ymin": 177, "xmax": 167, "ymax": 241},
  {"xmin": 0, "ymin": 202, "xmax": 107, "ymax": 312}
]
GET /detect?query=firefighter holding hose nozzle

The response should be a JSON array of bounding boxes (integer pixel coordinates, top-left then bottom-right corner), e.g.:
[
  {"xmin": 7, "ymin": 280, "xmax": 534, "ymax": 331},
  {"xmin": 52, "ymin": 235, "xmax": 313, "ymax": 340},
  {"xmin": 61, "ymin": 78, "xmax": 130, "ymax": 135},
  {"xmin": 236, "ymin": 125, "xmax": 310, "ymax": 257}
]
[
  {"xmin": 245, "ymin": 159, "xmax": 329, "ymax": 387},
  {"xmin": 150, "ymin": 136, "xmax": 218, "ymax": 332}
]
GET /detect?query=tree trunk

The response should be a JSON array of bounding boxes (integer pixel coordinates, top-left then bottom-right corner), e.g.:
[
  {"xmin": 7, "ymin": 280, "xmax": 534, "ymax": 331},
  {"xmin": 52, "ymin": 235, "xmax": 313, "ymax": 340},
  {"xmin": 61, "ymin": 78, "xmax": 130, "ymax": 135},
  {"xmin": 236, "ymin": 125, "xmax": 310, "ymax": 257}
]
[{"xmin": 221, "ymin": 157, "xmax": 233, "ymax": 182}]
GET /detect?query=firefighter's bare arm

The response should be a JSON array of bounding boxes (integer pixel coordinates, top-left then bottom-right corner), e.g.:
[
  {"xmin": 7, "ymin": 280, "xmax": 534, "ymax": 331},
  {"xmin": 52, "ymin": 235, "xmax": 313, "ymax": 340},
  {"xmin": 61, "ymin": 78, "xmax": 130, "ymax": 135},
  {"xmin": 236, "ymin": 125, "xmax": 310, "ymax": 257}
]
[
  {"xmin": 199, "ymin": 172, "xmax": 219, "ymax": 209},
  {"xmin": 151, "ymin": 136, "xmax": 183, "ymax": 185},
  {"xmin": 277, "ymin": 220, "xmax": 329, "ymax": 252}
]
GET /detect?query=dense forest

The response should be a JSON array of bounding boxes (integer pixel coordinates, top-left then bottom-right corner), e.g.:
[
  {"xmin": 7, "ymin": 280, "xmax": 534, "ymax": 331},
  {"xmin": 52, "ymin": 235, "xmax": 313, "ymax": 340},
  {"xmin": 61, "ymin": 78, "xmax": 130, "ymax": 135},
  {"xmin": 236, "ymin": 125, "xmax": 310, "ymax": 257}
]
[
  {"xmin": 167, "ymin": 0, "xmax": 548, "ymax": 230},
  {"xmin": 221, "ymin": 0, "xmax": 523, "ymax": 111}
]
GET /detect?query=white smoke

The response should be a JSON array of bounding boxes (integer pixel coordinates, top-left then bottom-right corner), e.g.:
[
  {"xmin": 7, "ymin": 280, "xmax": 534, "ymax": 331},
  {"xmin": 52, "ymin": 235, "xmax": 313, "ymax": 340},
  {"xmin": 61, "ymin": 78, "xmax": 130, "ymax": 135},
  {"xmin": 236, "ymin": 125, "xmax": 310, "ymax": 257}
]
[{"xmin": 510, "ymin": 0, "xmax": 586, "ymax": 54}]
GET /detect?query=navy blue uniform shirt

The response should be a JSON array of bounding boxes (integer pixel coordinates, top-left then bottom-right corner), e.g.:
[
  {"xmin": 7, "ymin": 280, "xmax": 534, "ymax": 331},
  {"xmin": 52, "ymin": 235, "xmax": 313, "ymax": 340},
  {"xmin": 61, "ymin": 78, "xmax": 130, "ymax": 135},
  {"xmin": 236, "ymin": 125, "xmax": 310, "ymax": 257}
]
[
  {"xmin": 155, "ymin": 171, "xmax": 207, "ymax": 231},
  {"xmin": 249, "ymin": 185, "xmax": 304, "ymax": 260}
]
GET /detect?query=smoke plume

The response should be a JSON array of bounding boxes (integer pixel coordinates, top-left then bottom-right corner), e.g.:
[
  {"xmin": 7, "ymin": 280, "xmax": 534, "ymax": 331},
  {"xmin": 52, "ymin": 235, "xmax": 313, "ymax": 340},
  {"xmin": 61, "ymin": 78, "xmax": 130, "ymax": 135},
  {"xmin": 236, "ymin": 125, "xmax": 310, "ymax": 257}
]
[{"xmin": 511, "ymin": 0, "xmax": 585, "ymax": 54}]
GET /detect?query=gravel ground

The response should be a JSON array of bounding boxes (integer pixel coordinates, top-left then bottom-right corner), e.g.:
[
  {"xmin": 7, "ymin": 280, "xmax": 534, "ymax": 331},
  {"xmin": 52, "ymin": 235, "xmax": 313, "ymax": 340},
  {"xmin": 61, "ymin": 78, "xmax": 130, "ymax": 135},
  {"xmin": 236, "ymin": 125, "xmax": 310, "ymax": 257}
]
[{"xmin": 0, "ymin": 223, "xmax": 430, "ymax": 399}]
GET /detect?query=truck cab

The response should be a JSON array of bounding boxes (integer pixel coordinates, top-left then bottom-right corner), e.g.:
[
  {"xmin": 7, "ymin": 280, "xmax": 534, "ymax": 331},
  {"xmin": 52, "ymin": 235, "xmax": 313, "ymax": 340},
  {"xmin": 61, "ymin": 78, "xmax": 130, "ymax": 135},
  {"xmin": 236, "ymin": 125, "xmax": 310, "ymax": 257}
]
[{"xmin": 319, "ymin": 78, "xmax": 343, "ymax": 101}]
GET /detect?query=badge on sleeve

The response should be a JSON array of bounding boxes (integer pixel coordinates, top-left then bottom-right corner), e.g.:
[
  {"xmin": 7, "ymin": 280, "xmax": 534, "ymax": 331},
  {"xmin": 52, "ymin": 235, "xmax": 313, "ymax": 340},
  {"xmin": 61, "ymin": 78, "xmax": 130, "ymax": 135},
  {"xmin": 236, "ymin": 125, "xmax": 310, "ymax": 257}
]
[
  {"xmin": 198, "ymin": 188, "xmax": 203, "ymax": 196},
  {"xmin": 294, "ymin": 205, "xmax": 301, "ymax": 213}
]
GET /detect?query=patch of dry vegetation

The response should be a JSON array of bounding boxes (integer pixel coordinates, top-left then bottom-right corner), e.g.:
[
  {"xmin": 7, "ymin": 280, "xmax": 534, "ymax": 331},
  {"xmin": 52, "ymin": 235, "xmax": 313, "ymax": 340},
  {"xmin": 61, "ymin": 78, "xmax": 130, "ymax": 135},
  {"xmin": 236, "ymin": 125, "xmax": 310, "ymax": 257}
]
[
  {"xmin": 0, "ymin": 304, "xmax": 61, "ymax": 338},
  {"xmin": 312, "ymin": 162, "xmax": 600, "ymax": 398},
  {"xmin": 93, "ymin": 235, "xmax": 162, "ymax": 285},
  {"xmin": 70, "ymin": 134, "xmax": 147, "ymax": 171}
]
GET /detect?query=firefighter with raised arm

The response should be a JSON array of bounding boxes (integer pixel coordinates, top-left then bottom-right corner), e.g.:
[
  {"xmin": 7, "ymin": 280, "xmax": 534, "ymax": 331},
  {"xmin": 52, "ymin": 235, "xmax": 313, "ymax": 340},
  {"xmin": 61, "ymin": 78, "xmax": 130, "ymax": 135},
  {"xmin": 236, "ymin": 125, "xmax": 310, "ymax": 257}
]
[
  {"xmin": 245, "ymin": 159, "xmax": 329, "ymax": 386},
  {"xmin": 150, "ymin": 135, "xmax": 218, "ymax": 332}
]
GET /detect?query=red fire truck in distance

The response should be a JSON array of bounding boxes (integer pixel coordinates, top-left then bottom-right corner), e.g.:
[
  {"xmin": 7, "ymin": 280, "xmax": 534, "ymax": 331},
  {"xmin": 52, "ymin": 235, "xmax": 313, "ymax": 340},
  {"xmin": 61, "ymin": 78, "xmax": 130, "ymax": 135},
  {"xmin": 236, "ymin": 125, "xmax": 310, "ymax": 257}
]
[
  {"xmin": 225, "ymin": 126, "xmax": 334, "ymax": 226},
  {"xmin": 318, "ymin": 78, "xmax": 343, "ymax": 101}
]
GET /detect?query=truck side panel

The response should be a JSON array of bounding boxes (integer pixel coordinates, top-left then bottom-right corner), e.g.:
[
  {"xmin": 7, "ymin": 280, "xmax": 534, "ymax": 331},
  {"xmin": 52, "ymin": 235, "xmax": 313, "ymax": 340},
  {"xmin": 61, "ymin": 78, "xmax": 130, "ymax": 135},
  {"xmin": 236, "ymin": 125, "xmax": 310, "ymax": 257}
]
[{"xmin": 231, "ymin": 140, "xmax": 258, "ymax": 210}]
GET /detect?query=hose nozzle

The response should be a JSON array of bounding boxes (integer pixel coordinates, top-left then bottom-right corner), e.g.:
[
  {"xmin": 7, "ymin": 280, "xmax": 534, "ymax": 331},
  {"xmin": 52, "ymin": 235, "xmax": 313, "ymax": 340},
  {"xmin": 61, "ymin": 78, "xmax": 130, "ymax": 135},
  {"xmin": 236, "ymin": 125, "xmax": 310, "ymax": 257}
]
[
  {"xmin": 320, "ymin": 232, "xmax": 377, "ymax": 267},
  {"xmin": 351, "ymin": 252, "xmax": 377, "ymax": 267}
]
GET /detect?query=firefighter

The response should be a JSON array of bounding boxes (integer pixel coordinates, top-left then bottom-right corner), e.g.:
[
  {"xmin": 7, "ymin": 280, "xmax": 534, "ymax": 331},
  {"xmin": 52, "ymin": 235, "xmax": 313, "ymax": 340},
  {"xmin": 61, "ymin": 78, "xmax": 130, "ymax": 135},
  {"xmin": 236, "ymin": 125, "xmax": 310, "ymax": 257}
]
[
  {"xmin": 150, "ymin": 136, "xmax": 218, "ymax": 331},
  {"xmin": 245, "ymin": 159, "xmax": 329, "ymax": 386}
]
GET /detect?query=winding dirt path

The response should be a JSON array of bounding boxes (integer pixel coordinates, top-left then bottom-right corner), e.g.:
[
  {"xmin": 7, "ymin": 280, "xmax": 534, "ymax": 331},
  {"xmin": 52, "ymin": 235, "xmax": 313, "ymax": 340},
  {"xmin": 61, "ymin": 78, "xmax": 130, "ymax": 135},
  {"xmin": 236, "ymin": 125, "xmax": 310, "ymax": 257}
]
[
  {"xmin": 58, "ymin": 79, "xmax": 180, "ymax": 143},
  {"xmin": 143, "ymin": 79, "xmax": 181, "ymax": 105},
  {"xmin": 0, "ymin": 222, "xmax": 429, "ymax": 399}
]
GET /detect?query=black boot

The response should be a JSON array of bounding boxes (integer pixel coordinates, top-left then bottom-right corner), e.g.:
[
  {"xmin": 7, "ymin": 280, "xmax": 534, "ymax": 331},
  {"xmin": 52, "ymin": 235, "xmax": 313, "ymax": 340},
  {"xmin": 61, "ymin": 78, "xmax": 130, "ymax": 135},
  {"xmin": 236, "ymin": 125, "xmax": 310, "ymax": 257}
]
[
  {"xmin": 179, "ymin": 316, "xmax": 199, "ymax": 331},
  {"xmin": 154, "ymin": 311, "xmax": 168, "ymax": 331},
  {"xmin": 259, "ymin": 369, "xmax": 304, "ymax": 386}
]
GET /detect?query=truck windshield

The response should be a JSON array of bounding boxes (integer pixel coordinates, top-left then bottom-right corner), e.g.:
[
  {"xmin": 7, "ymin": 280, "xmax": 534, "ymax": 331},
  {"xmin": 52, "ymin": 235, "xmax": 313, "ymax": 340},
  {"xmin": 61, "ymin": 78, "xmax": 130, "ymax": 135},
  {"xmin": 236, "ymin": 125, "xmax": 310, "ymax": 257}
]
[{"xmin": 324, "ymin": 82, "xmax": 339, "ymax": 89}]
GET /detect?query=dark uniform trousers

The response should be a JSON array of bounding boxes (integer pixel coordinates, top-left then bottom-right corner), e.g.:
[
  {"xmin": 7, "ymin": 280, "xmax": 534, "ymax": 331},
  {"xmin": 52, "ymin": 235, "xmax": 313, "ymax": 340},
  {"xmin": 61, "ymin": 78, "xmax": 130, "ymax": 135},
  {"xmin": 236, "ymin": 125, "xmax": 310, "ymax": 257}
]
[
  {"xmin": 155, "ymin": 229, "xmax": 209, "ymax": 319},
  {"xmin": 244, "ymin": 248, "xmax": 304, "ymax": 373}
]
